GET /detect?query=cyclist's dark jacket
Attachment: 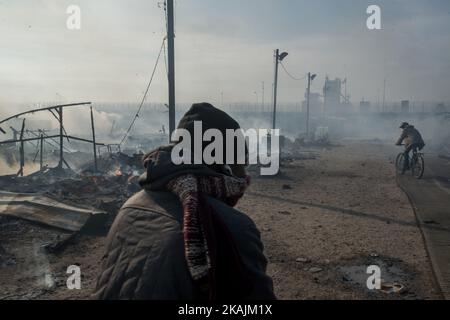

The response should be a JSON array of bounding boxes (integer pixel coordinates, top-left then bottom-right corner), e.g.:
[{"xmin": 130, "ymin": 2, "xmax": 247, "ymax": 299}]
[{"xmin": 396, "ymin": 125, "xmax": 425, "ymax": 148}]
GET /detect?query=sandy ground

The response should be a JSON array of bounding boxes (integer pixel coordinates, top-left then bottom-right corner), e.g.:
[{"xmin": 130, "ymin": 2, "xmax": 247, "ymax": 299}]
[
  {"xmin": 240, "ymin": 140, "xmax": 440, "ymax": 299},
  {"xmin": 0, "ymin": 140, "xmax": 441, "ymax": 300}
]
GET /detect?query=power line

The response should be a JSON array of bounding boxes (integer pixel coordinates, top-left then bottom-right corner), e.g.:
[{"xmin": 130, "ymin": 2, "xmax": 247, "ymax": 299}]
[
  {"xmin": 162, "ymin": 1, "xmax": 169, "ymax": 78},
  {"xmin": 279, "ymin": 61, "xmax": 307, "ymax": 81},
  {"xmin": 119, "ymin": 39, "xmax": 166, "ymax": 147}
]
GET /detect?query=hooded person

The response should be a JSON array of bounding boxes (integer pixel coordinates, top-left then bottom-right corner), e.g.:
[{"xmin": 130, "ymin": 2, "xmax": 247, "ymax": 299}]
[{"xmin": 92, "ymin": 103, "xmax": 275, "ymax": 300}]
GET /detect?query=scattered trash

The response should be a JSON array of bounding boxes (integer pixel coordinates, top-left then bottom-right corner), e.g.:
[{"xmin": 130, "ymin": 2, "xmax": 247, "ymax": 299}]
[
  {"xmin": 380, "ymin": 282, "xmax": 406, "ymax": 294},
  {"xmin": 337, "ymin": 256, "xmax": 410, "ymax": 295},
  {"xmin": 0, "ymin": 191, "xmax": 108, "ymax": 233},
  {"xmin": 295, "ymin": 257, "xmax": 310, "ymax": 263},
  {"xmin": 41, "ymin": 233, "xmax": 79, "ymax": 253},
  {"xmin": 342, "ymin": 275, "xmax": 351, "ymax": 282},
  {"xmin": 309, "ymin": 267, "xmax": 323, "ymax": 273}
]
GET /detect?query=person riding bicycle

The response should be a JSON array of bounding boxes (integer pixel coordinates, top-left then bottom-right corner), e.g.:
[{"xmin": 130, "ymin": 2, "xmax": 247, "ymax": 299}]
[{"xmin": 395, "ymin": 122, "xmax": 425, "ymax": 173}]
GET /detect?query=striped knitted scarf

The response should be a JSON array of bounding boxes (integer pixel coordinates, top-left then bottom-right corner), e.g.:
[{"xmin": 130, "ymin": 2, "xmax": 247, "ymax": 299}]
[{"xmin": 167, "ymin": 173, "xmax": 250, "ymax": 298}]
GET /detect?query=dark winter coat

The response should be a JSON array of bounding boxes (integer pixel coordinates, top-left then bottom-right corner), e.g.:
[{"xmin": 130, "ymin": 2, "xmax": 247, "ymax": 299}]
[
  {"xmin": 396, "ymin": 125, "xmax": 425, "ymax": 147},
  {"xmin": 92, "ymin": 146, "xmax": 275, "ymax": 300}
]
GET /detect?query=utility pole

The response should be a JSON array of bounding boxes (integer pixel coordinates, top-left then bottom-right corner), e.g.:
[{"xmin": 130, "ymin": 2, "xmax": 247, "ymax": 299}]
[
  {"xmin": 306, "ymin": 72, "xmax": 311, "ymax": 139},
  {"xmin": 272, "ymin": 49, "xmax": 288, "ymax": 130},
  {"xmin": 167, "ymin": 0, "xmax": 176, "ymax": 141},
  {"xmin": 306, "ymin": 72, "xmax": 317, "ymax": 140},
  {"xmin": 271, "ymin": 83, "xmax": 274, "ymax": 116},
  {"xmin": 382, "ymin": 78, "xmax": 386, "ymax": 113},
  {"xmin": 272, "ymin": 50, "xmax": 279, "ymax": 130}
]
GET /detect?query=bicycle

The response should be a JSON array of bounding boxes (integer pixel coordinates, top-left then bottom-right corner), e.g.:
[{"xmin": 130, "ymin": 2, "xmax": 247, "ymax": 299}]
[{"xmin": 395, "ymin": 145, "xmax": 425, "ymax": 179}]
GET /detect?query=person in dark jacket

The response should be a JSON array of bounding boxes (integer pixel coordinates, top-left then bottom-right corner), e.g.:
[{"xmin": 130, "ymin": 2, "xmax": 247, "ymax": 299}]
[
  {"xmin": 396, "ymin": 122, "xmax": 425, "ymax": 172},
  {"xmin": 92, "ymin": 103, "xmax": 275, "ymax": 300}
]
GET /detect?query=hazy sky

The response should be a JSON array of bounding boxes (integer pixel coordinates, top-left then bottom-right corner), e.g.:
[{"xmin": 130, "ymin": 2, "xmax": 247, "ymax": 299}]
[{"xmin": 1, "ymin": 0, "xmax": 450, "ymax": 113}]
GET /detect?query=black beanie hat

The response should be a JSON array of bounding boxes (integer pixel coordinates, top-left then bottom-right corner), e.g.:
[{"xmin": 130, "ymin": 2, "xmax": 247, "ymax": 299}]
[
  {"xmin": 175, "ymin": 102, "xmax": 246, "ymax": 166},
  {"xmin": 177, "ymin": 102, "xmax": 240, "ymax": 135}
]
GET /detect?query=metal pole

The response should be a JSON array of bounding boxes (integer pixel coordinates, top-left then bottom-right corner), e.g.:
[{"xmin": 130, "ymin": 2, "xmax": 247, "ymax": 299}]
[
  {"xmin": 306, "ymin": 72, "xmax": 311, "ymax": 139},
  {"xmin": 167, "ymin": 0, "xmax": 176, "ymax": 141},
  {"xmin": 382, "ymin": 78, "xmax": 386, "ymax": 113},
  {"xmin": 40, "ymin": 133, "xmax": 44, "ymax": 171},
  {"xmin": 272, "ymin": 49, "xmax": 279, "ymax": 130},
  {"xmin": 58, "ymin": 106, "xmax": 63, "ymax": 168},
  {"xmin": 18, "ymin": 119, "xmax": 25, "ymax": 177},
  {"xmin": 90, "ymin": 106, "xmax": 98, "ymax": 172},
  {"xmin": 19, "ymin": 142, "xmax": 24, "ymax": 176}
]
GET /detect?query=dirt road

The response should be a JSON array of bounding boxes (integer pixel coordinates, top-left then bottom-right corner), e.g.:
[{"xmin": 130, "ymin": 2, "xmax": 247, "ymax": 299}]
[
  {"xmin": 240, "ymin": 140, "xmax": 440, "ymax": 299},
  {"xmin": 398, "ymin": 155, "xmax": 450, "ymax": 299},
  {"xmin": 0, "ymin": 140, "xmax": 441, "ymax": 299}
]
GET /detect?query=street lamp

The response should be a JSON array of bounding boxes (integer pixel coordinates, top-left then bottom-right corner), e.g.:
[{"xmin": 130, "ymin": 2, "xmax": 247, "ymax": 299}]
[
  {"xmin": 306, "ymin": 72, "xmax": 317, "ymax": 140},
  {"xmin": 273, "ymin": 49, "xmax": 288, "ymax": 129}
]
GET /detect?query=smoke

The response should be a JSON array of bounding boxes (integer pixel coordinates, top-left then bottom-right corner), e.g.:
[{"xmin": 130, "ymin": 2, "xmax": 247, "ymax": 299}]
[
  {"xmin": 0, "ymin": 157, "xmax": 41, "ymax": 176},
  {"xmin": 62, "ymin": 108, "xmax": 122, "ymax": 137},
  {"xmin": 0, "ymin": 158, "xmax": 12, "ymax": 175}
]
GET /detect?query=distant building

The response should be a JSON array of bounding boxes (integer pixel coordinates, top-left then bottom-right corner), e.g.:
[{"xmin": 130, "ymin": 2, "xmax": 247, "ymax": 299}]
[
  {"xmin": 322, "ymin": 77, "xmax": 354, "ymax": 115},
  {"xmin": 401, "ymin": 100, "xmax": 410, "ymax": 113},
  {"xmin": 323, "ymin": 77, "xmax": 341, "ymax": 115},
  {"xmin": 360, "ymin": 99, "xmax": 371, "ymax": 113}
]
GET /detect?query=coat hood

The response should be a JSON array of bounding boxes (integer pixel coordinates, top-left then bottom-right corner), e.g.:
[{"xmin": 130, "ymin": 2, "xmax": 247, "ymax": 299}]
[{"xmin": 138, "ymin": 145, "xmax": 223, "ymax": 191}]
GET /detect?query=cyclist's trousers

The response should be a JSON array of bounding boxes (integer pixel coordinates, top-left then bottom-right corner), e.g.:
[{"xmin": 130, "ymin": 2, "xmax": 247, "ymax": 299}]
[{"xmin": 404, "ymin": 143, "xmax": 424, "ymax": 170}]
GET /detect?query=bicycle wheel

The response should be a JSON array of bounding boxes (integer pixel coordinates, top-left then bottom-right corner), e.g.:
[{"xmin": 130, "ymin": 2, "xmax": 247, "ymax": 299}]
[
  {"xmin": 411, "ymin": 154, "xmax": 424, "ymax": 179},
  {"xmin": 395, "ymin": 153, "xmax": 405, "ymax": 174}
]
